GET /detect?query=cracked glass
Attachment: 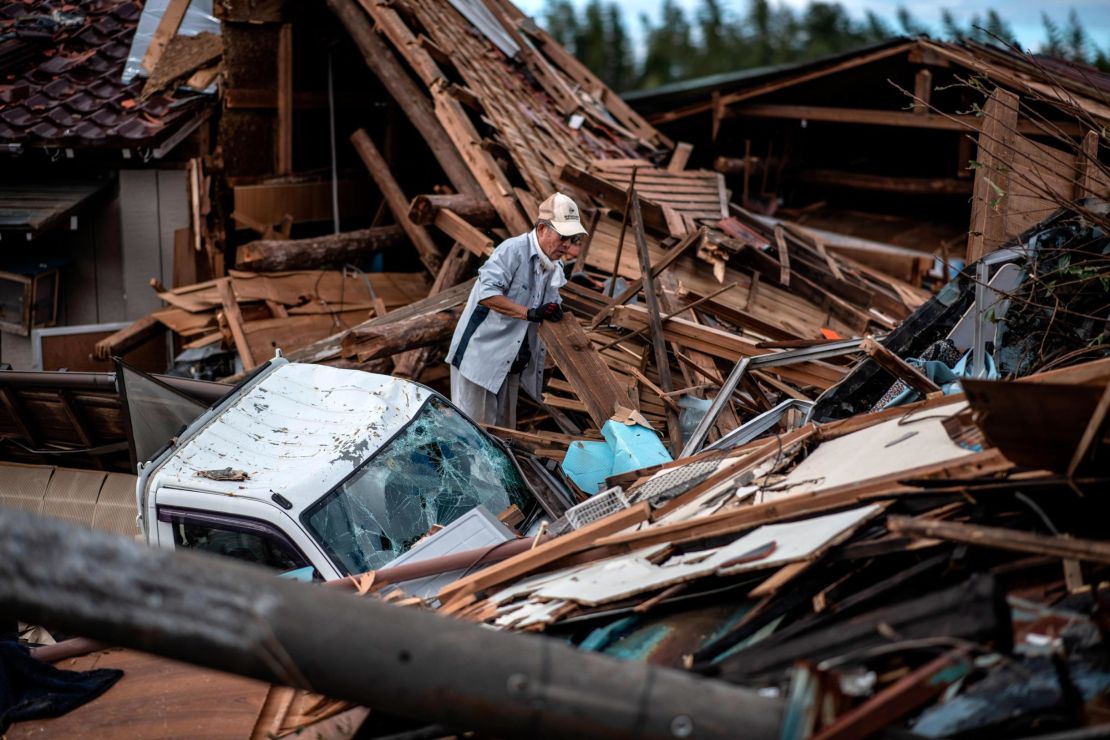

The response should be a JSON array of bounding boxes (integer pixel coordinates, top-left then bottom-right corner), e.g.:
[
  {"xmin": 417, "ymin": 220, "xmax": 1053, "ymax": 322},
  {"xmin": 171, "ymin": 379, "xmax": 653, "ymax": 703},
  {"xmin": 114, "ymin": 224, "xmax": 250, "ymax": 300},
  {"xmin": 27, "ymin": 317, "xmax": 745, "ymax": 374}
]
[{"xmin": 304, "ymin": 396, "xmax": 530, "ymax": 574}]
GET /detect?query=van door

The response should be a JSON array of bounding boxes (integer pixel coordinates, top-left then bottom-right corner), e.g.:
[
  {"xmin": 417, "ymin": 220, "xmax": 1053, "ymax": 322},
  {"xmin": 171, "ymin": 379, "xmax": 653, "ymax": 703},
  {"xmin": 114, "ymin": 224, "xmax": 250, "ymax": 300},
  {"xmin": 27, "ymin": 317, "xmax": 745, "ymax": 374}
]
[{"xmin": 151, "ymin": 488, "xmax": 340, "ymax": 580}]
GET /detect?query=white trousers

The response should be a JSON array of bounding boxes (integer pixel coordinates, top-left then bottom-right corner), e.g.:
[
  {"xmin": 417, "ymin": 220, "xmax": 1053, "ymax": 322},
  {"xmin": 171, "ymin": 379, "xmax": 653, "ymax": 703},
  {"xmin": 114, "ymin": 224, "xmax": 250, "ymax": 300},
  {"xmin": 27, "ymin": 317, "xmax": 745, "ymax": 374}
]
[{"xmin": 450, "ymin": 366, "xmax": 519, "ymax": 428}]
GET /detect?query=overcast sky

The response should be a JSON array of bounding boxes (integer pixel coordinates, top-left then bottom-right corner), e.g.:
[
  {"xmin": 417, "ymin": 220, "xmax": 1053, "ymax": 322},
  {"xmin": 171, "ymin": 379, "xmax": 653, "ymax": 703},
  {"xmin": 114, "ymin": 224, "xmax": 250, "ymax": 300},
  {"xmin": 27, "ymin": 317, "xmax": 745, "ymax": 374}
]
[{"xmin": 513, "ymin": 0, "xmax": 1110, "ymax": 52}]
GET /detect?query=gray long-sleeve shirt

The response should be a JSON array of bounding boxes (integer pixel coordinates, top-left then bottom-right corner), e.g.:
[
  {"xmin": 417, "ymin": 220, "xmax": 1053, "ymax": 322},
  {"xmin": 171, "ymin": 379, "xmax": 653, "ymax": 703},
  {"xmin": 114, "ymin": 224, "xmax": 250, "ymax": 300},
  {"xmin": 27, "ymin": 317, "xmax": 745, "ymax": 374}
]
[{"xmin": 446, "ymin": 231, "xmax": 563, "ymax": 399}]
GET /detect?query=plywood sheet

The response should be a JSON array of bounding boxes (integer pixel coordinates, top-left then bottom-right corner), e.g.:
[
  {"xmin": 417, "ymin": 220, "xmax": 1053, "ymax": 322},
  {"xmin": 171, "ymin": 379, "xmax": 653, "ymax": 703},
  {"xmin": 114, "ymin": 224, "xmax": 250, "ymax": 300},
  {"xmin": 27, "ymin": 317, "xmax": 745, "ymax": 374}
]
[
  {"xmin": 528, "ymin": 505, "xmax": 880, "ymax": 606},
  {"xmin": 768, "ymin": 400, "xmax": 971, "ymax": 501}
]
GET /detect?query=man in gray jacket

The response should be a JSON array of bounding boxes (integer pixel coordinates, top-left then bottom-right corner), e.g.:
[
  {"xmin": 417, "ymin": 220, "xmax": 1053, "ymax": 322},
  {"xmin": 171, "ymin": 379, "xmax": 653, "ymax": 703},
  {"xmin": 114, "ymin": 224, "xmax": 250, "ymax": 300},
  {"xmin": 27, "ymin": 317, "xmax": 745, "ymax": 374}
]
[{"xmin": 446, "ymin": 193, "xmax": 587, "ymax": 427}]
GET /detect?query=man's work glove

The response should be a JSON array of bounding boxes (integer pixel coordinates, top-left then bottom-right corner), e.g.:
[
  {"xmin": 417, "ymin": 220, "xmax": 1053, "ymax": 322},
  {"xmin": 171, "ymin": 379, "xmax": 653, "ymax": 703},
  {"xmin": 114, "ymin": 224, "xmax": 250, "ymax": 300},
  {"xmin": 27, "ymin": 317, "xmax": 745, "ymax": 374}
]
[{"xmin": 527, "ymin": 302, "xmax": 563, "ymax": 322}]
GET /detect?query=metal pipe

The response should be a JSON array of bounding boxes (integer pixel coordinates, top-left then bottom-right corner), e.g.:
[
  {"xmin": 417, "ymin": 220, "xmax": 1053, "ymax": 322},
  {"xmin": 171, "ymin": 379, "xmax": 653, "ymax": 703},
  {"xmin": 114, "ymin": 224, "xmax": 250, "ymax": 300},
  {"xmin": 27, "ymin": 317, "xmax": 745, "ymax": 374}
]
[
  {"xmin": 680, "ymin": 339, "xmax": 862, "ymax": 457},
  {"xmin": 0, "ymin": 370, "xmax": 227, "ymax": 402},
  {"xmin": 971, "ymin": 259, "xmax": 989, "ymax": 378},
  {"xmin": 705, "ymin": 399, "xmax": 815, "ymax": 452},
  {"xmin": 327, "ymin": 48, "xmax": 341, "ymax": 234},
  {"xmin": 327, "ymin": 536, "xmax": 550, "ymax": 590},
  {"xmin": 0, "ymin": 510, "xmax": 782, "ymax": 740},
  {"xmin": 681, "ymin": 357, "xmax": 750, "ymax": 458}
]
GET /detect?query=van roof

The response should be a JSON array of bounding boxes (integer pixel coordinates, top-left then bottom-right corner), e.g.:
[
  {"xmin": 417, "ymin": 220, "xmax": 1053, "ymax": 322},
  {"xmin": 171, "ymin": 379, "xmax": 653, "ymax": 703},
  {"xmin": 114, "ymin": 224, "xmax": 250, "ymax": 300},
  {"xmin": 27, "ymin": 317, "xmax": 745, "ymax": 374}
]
[{"xmin": 149, "ymin": 362, "xmax": 432, "ymax": 514}]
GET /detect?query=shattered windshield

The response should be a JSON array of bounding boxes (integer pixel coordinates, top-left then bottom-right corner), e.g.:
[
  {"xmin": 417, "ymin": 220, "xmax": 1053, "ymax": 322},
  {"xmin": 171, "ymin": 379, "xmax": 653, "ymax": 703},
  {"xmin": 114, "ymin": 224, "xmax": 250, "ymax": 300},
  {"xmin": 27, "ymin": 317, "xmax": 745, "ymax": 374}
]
[{"xmin": 303, "ymin": 396, "xmax": 531, "ymax": 574}]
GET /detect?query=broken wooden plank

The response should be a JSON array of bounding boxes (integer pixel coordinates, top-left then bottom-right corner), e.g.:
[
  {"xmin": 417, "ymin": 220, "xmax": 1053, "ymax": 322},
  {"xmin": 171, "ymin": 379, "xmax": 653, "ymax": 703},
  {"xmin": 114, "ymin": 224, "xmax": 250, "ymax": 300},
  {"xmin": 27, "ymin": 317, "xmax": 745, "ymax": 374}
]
[
  {"xmin": 408, "ymin": 194, "xmax": 498, "ymax": 226},
  {"xmin": 772, "ymin": 224, "xmax": 791, "ymax": 287},
  {"xmin": 340, "ymin": 307, "xmax": 462, "ymax": 362},
  {"xmin": 965, "ymin": 88, "xmax": 1019, "ymax": 263},
  {"xmin": 589, "ymin": 227, "xmax": 704, "ymax": 329},
  {"xmin": 437, "ymin": 502, "xmax": 651, "ymax": 607},
  {"xmin": 610, "ymin": 305, "xmax": 844, "ymax": 388},
  {"xmin": 326, "ymin": 0, "xmax": 481, "ymax": 197},
  {"xmin": 139, "ymin": 0, "xmax": 190, "ymax": 76},
  {"xmin": 556, "ymin": 164, "xmax": 671, "ymax": 235},
  {"xmin": 666, "ymin": 142, "xmax": 693, "ymax": 172},
  {"xmin": 217, "ymin": 277, "xmax": 257, "ymax": 370},
  {"xmin": 540, "ymin": 315, "xmax": 637, "ymax": 428},
  {"xmin": 629, "ymin": 187, "xmax": 681, "ymax": 453},
  {"xmin": 860, "ymin": 336, "xmax": 941, "ymax": 397},
  {"xmin": 812, "ymin": 649, "xmax": 968, "ymax": 740},
  {"xmin": 1068, "ymin": 380, "xmax": 1110, "ymax": 476},
  {"xmin": 889, "ymin": 515, "xmax": 1110, "ymax": 565},
  {"xmin": 93, "ymin": 316, "xmax": 165, "ymax": 361},
  {"xmin": 433, "ymin": 209, "xmax": 495, "ymax": 257},
  {"xmin": 287, "ymin": 279, "xmax": 476, "ymax": 365}
]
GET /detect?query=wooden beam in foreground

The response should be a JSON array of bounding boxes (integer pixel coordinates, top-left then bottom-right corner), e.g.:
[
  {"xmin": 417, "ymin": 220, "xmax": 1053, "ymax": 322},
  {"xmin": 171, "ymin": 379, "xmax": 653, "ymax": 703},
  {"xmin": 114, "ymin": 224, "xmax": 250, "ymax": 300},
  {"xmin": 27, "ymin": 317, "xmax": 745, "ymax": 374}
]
[{"xmin": 889, "ymin": 516, "xmax": 1110, "ymax": 565}]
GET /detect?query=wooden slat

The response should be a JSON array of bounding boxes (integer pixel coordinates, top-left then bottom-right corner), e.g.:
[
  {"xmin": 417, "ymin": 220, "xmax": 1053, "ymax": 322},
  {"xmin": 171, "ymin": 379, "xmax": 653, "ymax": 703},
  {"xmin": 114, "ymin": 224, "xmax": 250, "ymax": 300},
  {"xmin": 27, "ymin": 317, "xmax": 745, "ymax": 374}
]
[
  {"xmin": 276, "ymin": 24, "xmax": 293, "ymax": 175},
  {"xmin": 889, "ymin": 516, "xmax": 1110, "ymax": 565},
  {"xmin": 610, "ymin": 305, "xmax": 844, "ymax": 388},
  {"xmin": 666, "ymin": 142, "xmax": 693, "ymax": 172},
  {"xmin": 630, "ymin": 189, "xmax": 681, "ymax": 453},
  {"xmin": 217, "ymin": 278, "xmax": 257, "ymax": 371},
  {"xmin": 540, "ymin": 314, "xmax": 636, "ymax": 427},
  {"xmin": 433, "ymin": 209, "xmax": 494, "ymax": 257},
  {"xmin": 965, "ymin": 88, "xmax": 1019, "ymax": 262}
]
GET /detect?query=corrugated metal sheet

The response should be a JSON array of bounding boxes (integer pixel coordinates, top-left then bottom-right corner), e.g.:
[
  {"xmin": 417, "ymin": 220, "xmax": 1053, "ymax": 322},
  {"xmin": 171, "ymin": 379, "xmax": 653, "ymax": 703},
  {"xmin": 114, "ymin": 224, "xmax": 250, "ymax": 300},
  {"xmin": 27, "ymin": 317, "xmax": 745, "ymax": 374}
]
[
  {"xmin": 0, "ymin": 462, "xmax": 52, "ymax": 513},
  {"xmin": 446, "ymin": 0, "xmax": 519, "ymax": 58},
  {"xmin": 40, "ymin": 468, "xmax": 107, "ymax": 528},
  {"xmin": 0, "ymin": 462, "xmax": 138, "ymax": 537},
  {"xmin": 93, "ymin": 472, "xmax": 141, "ymax": 537}
]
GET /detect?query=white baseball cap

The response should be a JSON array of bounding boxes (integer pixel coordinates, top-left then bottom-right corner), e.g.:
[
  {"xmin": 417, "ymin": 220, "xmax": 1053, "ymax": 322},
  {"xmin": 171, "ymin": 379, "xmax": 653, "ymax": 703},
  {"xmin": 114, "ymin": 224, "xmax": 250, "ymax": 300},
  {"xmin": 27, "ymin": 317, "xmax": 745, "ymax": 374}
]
[{"xmin": 538, "ymin": 192, "xmax": 588, "ymax": 237}]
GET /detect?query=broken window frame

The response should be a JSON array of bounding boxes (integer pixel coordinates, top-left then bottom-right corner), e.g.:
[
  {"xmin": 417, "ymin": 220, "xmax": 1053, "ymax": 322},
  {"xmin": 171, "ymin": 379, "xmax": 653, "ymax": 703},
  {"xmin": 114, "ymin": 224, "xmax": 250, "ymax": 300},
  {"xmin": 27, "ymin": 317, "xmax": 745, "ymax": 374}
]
[
  {"xmin": 0, "ymin": 268, "xmax": 59, "ymax": 336},
  {"xmin": 158, "ymin": 505, "xmax": 315, "ymax": 576},
  {"xmin": 301, "ymin": 394, "xmax": 534, "ymax": 576}
]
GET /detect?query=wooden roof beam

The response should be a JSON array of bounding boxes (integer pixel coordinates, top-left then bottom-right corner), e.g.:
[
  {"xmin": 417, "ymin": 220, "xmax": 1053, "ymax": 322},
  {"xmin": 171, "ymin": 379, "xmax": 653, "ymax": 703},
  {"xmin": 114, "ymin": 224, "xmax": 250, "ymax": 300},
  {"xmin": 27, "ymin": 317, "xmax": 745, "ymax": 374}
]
[{"xmin": 726, "ymin": 103, "xmax": 1082, "ymax": 136}]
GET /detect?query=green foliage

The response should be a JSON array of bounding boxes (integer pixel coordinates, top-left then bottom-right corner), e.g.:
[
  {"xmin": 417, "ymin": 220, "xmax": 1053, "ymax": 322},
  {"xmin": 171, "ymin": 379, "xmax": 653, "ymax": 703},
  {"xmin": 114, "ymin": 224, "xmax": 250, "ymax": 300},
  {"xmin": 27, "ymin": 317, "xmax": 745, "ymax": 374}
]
[{"xmin": 540, "ymin": 1, "xmax": 1110, "ymax": 91}]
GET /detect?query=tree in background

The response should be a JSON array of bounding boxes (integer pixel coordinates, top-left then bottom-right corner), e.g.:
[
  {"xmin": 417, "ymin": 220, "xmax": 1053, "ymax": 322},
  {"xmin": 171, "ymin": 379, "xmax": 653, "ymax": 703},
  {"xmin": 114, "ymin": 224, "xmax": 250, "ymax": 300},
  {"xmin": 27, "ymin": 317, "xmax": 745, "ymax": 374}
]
[
  {"xmin": 544, "ymin": 0, "xmax": 635, "ymax": 90},
  {"xmin": 541, "ymin": 0, "xmax": 1110, "ymax": 91},
  {"xmin": 639, "ymin": 0, "xmax": 697, "ymax": 88}
]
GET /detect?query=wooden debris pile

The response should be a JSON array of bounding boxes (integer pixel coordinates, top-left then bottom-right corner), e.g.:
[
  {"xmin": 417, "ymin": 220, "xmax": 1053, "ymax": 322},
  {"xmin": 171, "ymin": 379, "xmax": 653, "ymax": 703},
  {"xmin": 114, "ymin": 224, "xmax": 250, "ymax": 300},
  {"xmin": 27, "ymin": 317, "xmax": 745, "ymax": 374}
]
[
  {"xmin": 362, "ymin": 356, "xmax": 1110, "ymax": 739},
  {"xmin": 248, "ymin": 0, "xmax": 926, "ymax": 460},
  {"xmin": 95, "ymin": 269, "xmax": 429, "ymax": 373},
  {"xmin": 96, "ymin": 0, "xmax": 936, "ymax": 459}
]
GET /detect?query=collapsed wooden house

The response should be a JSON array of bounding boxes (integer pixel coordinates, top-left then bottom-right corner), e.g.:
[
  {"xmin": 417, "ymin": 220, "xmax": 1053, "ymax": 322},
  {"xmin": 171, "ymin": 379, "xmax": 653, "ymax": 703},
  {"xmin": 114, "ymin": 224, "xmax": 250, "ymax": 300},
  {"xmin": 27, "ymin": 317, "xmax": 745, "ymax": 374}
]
[
  {"xmin": 627, "ymin": 37, "xmax": 1110, "ymax": 272},
  {"xmin": 83, "ymin": 0, "xmax": 941, "ymax": 468}
]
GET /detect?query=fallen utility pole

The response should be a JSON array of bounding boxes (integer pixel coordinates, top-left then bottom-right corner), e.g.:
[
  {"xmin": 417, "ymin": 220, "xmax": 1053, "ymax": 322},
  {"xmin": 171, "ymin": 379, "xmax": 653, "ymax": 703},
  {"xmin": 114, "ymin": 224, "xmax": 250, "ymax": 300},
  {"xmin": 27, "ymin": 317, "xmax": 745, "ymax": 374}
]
[{"xmin": 0, "ymin": 510, "xmax": 783, "ymax": 740}]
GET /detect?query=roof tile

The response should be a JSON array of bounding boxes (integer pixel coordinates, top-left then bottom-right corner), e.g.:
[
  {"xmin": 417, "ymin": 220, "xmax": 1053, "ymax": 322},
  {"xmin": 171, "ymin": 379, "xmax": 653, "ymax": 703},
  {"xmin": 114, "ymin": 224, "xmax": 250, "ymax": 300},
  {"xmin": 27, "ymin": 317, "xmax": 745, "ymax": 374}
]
[
  {"xmin": 0, "ymin": 0, "xmax": 211, "ymax": 150},
  {"xmin": 0, "ymin": 106, "xmax": 36, "ymax": 127}
]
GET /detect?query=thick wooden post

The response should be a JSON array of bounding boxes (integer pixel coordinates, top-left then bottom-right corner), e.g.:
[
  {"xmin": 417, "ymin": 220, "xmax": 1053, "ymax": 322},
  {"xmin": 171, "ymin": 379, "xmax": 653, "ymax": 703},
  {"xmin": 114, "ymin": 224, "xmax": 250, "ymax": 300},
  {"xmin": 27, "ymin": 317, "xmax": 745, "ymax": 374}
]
[
  {"xmin": 276, "ymin": 24, "xmax": 293, "ymax": 175},
  {"xmin": 234, "ymin": 226, "xmax": 406, "ymax": 271},
  {"xmin": 966, "ymin": 88, "xmax": 1019, "ymax": 263}
]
